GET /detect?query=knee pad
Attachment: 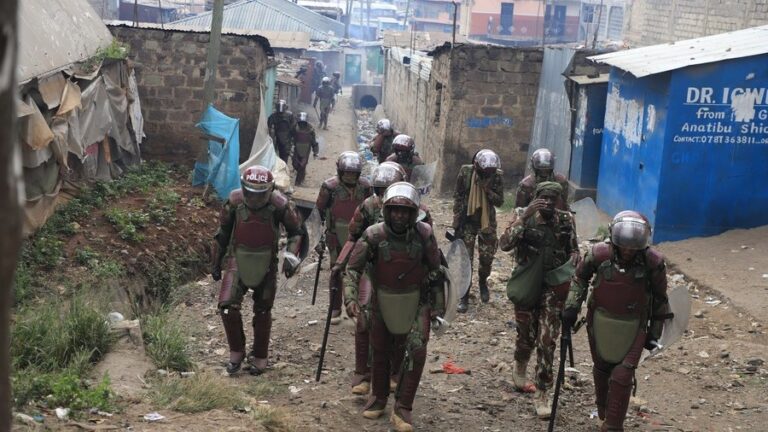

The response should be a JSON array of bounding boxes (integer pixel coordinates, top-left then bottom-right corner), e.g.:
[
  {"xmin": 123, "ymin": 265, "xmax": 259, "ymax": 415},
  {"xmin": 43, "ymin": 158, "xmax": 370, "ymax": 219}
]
[{"xmin": 610, "ymin": 363, "xmax": 634, "ymax": 387}]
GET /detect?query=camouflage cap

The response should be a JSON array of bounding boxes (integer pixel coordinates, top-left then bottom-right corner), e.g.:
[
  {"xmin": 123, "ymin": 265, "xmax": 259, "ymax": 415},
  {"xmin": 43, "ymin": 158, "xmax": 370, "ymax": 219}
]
[{"xmin": 535, "ymin": 181, "xmax": 563, "ymax": 196}]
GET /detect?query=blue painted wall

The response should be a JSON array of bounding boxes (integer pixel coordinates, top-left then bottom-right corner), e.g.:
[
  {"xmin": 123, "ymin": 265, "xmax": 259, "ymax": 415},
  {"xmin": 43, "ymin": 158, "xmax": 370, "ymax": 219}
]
[
  {"xmin": 656, "ymin": 55, "xmax": 768, "ymax": 241},
  {"xmin": 597, "ymin": 54, "xmax": 768, "ymax": 243},
  {"xmin": 570, "ymin": 82, "xmax": 607, "ymax": 189},
  {"xmin": 596, "ymin": 69, "xmax": 669, "ymax": 232}
]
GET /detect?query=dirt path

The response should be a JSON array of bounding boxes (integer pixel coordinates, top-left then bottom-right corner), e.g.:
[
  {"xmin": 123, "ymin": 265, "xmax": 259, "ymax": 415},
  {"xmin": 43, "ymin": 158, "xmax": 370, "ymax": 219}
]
[
  {"xmin": 658, "ymin": 226, "xmax": 768, "ymax": 323},
  {"xmin": 43, "ymin": 91, "xmax": 768, "ymax": 431}
]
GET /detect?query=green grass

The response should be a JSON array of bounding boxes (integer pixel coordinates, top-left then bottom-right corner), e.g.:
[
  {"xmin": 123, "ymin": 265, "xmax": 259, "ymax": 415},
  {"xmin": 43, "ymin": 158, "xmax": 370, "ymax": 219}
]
[
  {"xmin": 142, "ymin": 312, "xmax": 194, "ymax": 371},
  {"xmin": 149, "ymin": 373, "xmax": 244, "ymax": 413},
  {"xmin": 148, "ymin": 190, "xmax": 181, "ymax": 223},
  {"xmin": 11, "ymin": 298, "xmax": 115, "ymax": 410}
]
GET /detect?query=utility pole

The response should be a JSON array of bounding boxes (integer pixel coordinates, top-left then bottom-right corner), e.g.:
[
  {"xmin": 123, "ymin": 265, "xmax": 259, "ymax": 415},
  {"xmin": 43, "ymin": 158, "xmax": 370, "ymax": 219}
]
[
  {"xmin": 345, "ymin": 0, "xmax": 352, "ymax": 38},
  {"xmin": 0, "ymin": 1, "xmax": 21, "ymax": 430},
  {"xmin": 592, "ymin": 0, "xmax": 604, "ymax": 49},
  {"xmin": 198, "ymin": 0, "xmax": 224, "ymax": 163}
]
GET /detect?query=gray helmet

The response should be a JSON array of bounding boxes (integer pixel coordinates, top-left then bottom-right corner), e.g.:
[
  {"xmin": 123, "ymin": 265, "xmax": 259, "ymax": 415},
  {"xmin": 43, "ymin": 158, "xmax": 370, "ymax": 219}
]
[
  {"xmin": 531, "ymin": 148, "xmax": 555, "ymax": 171},
  {"xmin": 372, "ymin": 163, "xmax": 406, "ymax": 193},
  {"xmin": 379, "ymin": 161, "xmax": 408, "ymax": 181},
  {"xmin": 474, "ymin": 149, "xmax": 501, "ymax": 175},
  {"xmin": 298, "ymin": 112, "xmax": 308, "ymax": 122},
  {"xmin": 392, "ymin": 134, "xmax": 415, "ymax": 154},
  {"xmin": 322, "ymin": 76, "xmax": 331, "ymax": 85},
  {"xmin": 383, "ymin": 182, "xmax": 421, "ymax": 225},
  {"xmin": 609, "ymin": 210, "xmax": 651, "ymax": 250},
  {"xmin": 337, "ymin": 151, "xmax": 363, "ymax": 175},
  {"xmin": 277, "ymin": 99, "xmax": 287, "ymax": 113},
  {"xmin": 376, "ymin": 118, "xmax": 392, "ymax": 133}
]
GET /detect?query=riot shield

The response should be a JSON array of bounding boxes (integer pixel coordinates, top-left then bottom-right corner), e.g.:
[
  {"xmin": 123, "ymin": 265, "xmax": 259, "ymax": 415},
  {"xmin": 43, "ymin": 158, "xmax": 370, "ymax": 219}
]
[
  {"xmin": 305, "ymin": 208, "xmax": 323, "ymax": 252},
  {"xmin": 641, "ymin": 284, "xmax": 691, "ymax": 363},
  {"xmin": 443, "ymin": 239, "xmax": 471, "ymax": 323},
  {"xmin": 659, "ymin": 284, "xmax": 691, "ymax": 347},
  {"xmin": 410, "ymin": 161, "xmax": 437, "ymax": 194}
]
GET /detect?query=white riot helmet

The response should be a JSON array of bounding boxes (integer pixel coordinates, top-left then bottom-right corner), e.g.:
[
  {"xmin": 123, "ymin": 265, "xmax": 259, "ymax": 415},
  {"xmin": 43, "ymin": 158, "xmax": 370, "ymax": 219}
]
[
  {"xmin": 609, "ymin": 210, "xmax": 652, "ymax": 250},
  {"xmin": 277, "ymin": 99, "xmax": 287, "ymax": 113},
  {"xmin": 298, "ymin": 112, "xmax": 308, "ymax": 122}
]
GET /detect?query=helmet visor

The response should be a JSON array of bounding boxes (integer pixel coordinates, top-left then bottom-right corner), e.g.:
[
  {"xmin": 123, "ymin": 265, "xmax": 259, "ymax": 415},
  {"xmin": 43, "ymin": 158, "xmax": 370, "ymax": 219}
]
[{"xmin": 611, "ymin": 218, "xmax": 650, "ymax": 250}]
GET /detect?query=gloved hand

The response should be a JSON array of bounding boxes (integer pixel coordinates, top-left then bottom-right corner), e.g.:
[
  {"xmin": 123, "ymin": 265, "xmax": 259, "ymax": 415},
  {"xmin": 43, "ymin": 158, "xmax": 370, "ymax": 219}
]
[
  {"xmin": 282, "ymin": 259, "xmax": 298, "ymax": 279},
  {"xmin": 644, "ymin": 335, "xmax": 660, "ymax": 351},
  {"xmin": 561, "ymin": 308, "xmax": 579, "ymax": 331},
  {"xmin": 211, "ymin": 266, "xmax": 222, "ymax": 282},
  {"xmin": 430, "ymin": 307, "xmax": 445, "ymax": 320},
  {"xmin": 315, "ymin": 237, "xmax": 326, "ymax": 255},
  {"xmin": 313, "ymin": 153, "xmax": 319, "ymax": 160},
  {"xmin": 345, "ymin": 300, "xmax": 360, "ymax": 319}
]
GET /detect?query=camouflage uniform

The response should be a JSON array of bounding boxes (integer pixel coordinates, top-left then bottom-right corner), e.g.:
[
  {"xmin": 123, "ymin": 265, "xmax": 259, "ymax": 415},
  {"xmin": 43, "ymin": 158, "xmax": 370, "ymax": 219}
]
[
  {"xmin": 516, "ymin": 172, "xmax": 570, "ymax": 210},
  {"xmin": 371, "ymin": 130, "xmax": 399, "ymax": 164},
  {"xmin": 499, "ymin": 205, "xmax": 577, "ymax": 392},
  {"xmin": 565, "ymin": 242, "xmax": 669, "ymax": 431},
  {"xmin": 385, "ymin": 152, "xmax": 424, "ymax": 181},
  {"xmin": 313, "ymin": 84, "xmax": 336, "ymax": 129},
  {"xmin": 290, "ymin": 121, "xmax": 318, "ymax": 186},
  {"xmin": 267, "ymin": 110, "xmax": 296, "ymax": 162},
  {"xmin": 452, "ymin": 164, "xmax": 504, "ymax": 299}
]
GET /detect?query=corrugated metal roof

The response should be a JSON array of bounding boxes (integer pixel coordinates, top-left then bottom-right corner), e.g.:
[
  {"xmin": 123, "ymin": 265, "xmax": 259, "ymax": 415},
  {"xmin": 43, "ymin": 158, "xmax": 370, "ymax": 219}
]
[
  {"xmin": 19, "ymin": 0, "xmax": 113, "ymax": 82},
  {"xmin": 390, "ymin": 47, "xmax": 432, "ymax": 81},
  {"xmin": 567, "ymin": 73, "xmax": 610, "ymax": 85},
  {"xmin": 172, "ymin": 0, "xmax": 344, "ymax": 41},
  {"xmin": 589, "ymin": 25, "xmax": 768, "ymax": 78}
]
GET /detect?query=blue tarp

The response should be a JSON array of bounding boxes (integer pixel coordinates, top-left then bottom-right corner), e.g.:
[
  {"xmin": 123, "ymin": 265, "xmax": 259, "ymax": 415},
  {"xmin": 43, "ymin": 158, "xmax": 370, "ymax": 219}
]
[{"xmin": 192, "ymin": 105, "xmax": 241, "ymax": 200}]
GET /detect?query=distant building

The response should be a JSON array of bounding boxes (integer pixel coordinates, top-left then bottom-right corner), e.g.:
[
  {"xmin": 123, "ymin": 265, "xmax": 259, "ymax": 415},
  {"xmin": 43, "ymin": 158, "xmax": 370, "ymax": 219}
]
[
  {"xmin": 460, "ymin": 0, "xmax": 581, "ymax": 44},
  {"xmin": 411, "ymin": 0, "xmax": 458, "ymax": 33}
]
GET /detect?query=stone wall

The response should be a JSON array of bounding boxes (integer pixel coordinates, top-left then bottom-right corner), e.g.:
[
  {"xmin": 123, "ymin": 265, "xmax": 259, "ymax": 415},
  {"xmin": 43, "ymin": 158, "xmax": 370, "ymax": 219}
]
[
  {"xmin": 624, "ymin": 0, "xmax": 768, "ymax": 47},
  {"xmin": 383, "ymin": 45, "xmax": 543, "ymax": 194},
  {"xmin": 108, "ymin": 25, "xmax": 271, "ymax": 161}
]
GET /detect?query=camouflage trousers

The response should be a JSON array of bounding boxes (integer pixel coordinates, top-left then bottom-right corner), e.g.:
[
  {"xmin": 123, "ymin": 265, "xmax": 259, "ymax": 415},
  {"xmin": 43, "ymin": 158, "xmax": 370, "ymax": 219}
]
[
  {"xmin": 513, "ymin": 282, "xmax": 569, "ymax": 391},
  {"xmin": 459, "ymin": 224, "xmax": 497, "ymax": 292}
]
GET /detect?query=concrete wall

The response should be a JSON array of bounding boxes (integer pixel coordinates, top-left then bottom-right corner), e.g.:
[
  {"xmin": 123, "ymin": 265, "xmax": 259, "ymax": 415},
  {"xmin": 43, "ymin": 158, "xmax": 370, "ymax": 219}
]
[
  {"xmin": 383, "ymin": 45, "xmax": 543, "ymax": 194},
  {"xmin": 624, "ymin": 0, "xmax": 768, "ymax": 47},
  {"xmin": 109, "ymin": 25, "xmax": 270, "ymax": 161}
]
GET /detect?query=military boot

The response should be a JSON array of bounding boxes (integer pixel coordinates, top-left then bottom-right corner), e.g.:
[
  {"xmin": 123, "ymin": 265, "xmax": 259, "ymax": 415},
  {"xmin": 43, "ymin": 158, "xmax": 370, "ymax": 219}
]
[
  {"xmin": 362, "ymin": 398, "xmax": 386, "ymax": 420},
  {"xmin": 534, "ymin": 389, "xmax": 552, "ymax": 419},
  {"xmin": 390, "ymin": 405, "xmax": 414, "ymax": 432},
  {"xmin": 479, "ymin": 280, "xmax": 490, "ymax": 303},
  {"xmin": 457, "ymin": 294, "xmax": 469, "ymax": 313},
  {"xmin": 511, "ymin": 360, "xmax": 528, "ymax": 390},
  {"xmin": 351, "ymin": 380, "xmax": 370, "ymax": 395},
  {"xmin": 599, "ymin": 423, "xmax": 623, "ymax": 432}
]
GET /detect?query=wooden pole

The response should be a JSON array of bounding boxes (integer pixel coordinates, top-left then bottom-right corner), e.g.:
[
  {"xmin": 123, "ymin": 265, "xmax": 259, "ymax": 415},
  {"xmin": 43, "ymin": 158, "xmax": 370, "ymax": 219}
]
[
  {"xmin": 198, "ymin": 0, "xmax": 225, "ymax": 164},
  {"xmin": 0, "ymin": 1, "xmax": 21, "ymax": 429}
]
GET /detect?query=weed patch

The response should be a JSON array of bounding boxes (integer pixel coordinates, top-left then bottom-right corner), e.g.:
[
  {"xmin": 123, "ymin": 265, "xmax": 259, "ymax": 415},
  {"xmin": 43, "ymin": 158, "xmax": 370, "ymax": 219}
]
[
  {"xmin": 143, "ymin": 313, "xmax": 193, "ymax": 371},
  {"xmin": 148, "ymin": 190, "xmax": 181, "ymax": 223},
  {"xmin": 251, "ymin": 405, "xmax": 292, "ymax": 432},
  {"xmin": 149, "ymin": 373, "xmax": 243, "ymax": 413},
  {"xmin": 105, "ymin": 208, "xmax": 149, "ymax": 242}
]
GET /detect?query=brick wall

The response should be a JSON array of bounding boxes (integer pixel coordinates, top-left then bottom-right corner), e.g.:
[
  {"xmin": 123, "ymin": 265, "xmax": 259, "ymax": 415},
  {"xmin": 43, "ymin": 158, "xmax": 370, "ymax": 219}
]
[
  {"xmin": 625, "ymin": 0, "xmax": 768, "ymax": 47},
  {"xmin": 383, "ymin": 45, "xmax": 543, "ymax": 194},
  {"xmin": 108, "ymin": 25, "xmax": 271, "ymax": 161}
]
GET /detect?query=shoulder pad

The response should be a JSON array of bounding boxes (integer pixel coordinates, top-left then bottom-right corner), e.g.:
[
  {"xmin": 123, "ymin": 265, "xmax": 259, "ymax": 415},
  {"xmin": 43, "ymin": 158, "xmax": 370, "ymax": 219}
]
[
  {"xmin": 286, "ymin": 111, "xmax": 293, "ymax": 116},
  {"xmin": 364, "ymin": 195, "xmax": 380, "ymax": 210},
  {"xmin": 415, "ymin": 221, "xmax": 433, "ymax": 240},
  {"xmin": 269, "ymin": 190, "xmax": 288, "ymax": 209},
  {"xmin": 554, "ymin": 172, "xmax": 567, "ymax": 183},
  {"xmin": 323, "ymin": 176, "xmax": 340, "ymax": 190},
  {"xmin": 644, "ymin": 247, "xmax": 665, "ymax": 268},
  {"xmin": 520, "ymin": 175, "xmax": 535, "ymax": 188},
  {"xmin": 364, "ymin": 223, "xmax": 387, "ymax": 245},
  {"xmin": 592, "ymin": 241, "xmax": 613, "ymax": 264},
  {"xmin": 228, "ymin": 189, "xmax": 244, "ymax": 205},
  {"xmin": 413, "ymin": 155, "xmax": 424, "ymax": 164},
  {"xmin": 358, "ymin": 177, "xmax": 372, "ymax": 188},
  {"xmin": 385, "ymin": 153, "xmax": 398, "ymax": 162}
]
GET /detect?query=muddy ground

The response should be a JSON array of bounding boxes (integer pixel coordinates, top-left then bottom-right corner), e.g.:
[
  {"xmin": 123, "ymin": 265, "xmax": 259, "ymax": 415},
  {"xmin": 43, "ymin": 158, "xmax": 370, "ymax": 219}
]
[{"xmin": 18, "ymin": 91, "xmax": 768, "ymax": 431}]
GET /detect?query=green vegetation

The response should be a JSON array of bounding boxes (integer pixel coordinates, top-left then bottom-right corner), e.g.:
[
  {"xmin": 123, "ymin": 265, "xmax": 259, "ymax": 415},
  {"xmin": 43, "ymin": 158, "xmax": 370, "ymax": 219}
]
[
  {"xmin": 251, "ymin": 405, "xmax": 292, "ymax": 432},
  {"xmin": 11, "ymin": 298, "xmax": 115, "ymax": 411},
  {"xmin": 148, "ymin": 190, "xmax": 181, "ymax": 223},
  {"xmin": 105, "ymin": 208, "xmax": 150, "ymax": 242},
  {"xmin": 143, "ymin": 312, "xmax": 193, "ymax": 372},
  {"xmin": 498, "ymin": 191, "xmax": 517, "ymax": 213},
  {"xmin": 81, "ymin": 40, "xmax": 130, "ymax": 73},
  {"xmin": 149, "ymin": 373, "xmax": 244, "ymax": 413}
]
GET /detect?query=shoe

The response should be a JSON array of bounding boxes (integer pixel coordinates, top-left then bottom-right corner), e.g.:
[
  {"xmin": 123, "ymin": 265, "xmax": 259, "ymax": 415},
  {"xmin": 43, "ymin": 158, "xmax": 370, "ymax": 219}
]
[
  {"xmin": 225, "ymin": 361, "xmax": 241, "ymax": 375},
  {"xmin": 534, "ymin": 389, "xmax": 552, "ymax": 419},
  {"xmin": 479, "ymin": 283, "xmax": 490, "ymax": 303},
  {"xmin": 457, "ymin": 297, "xmax": 469, "ymax": 314},
  {"xmin": 247, "ymin": 353, "xmax": 268, "ymax": 376},
  {"xmin": 330, "ymin": 310, "xmax": 342, "ymax": 325},
  {"xmin": 390, "ymin": 407, "xmax": 414, "ymax": 432},
  {"xmin": 363, "ymin": 401, "xmax": 386, "ymax": 419},
  {"xmin": 511, "ymin": 360, "xmax": 528, "ymax": 390},
  {"xmin": 351, "ymin": 381, "xmax": 370, "ymax": 395}
]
